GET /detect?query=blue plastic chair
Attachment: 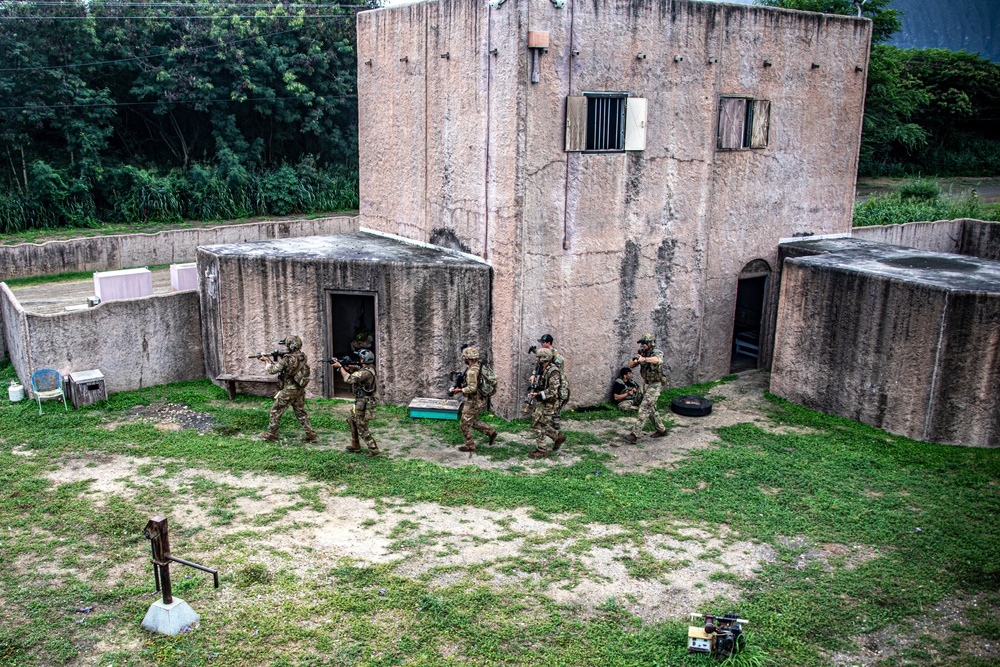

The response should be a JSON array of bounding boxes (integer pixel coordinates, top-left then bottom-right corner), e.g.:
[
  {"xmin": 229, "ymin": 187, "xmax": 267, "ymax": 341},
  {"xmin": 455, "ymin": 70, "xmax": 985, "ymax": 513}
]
[{"xmin": 31, "ymin": 369, "xmax": 68, "ymax": 415}]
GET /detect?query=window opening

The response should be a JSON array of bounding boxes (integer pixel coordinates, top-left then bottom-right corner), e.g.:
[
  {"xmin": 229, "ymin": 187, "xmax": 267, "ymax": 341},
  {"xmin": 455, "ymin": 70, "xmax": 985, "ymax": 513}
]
[
  {"xmin": 718, "ymin": 97, "xmax": 770, "ymax": 150},
  {"xmin": 565, "ymin": 93, "xmax": 646, "ymax": 152},
  {"xmin": 586, "ymin": 95, "xmax": 626, "ymax": 151}
]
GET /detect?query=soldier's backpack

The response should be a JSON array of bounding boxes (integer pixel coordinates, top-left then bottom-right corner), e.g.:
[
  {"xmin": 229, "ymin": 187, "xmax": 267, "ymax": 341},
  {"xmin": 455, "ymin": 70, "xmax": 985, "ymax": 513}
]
[
  {"xmin": 477, "ymin": 363, "xmax": 498, "ymax": 397},
  {"xmin": 293, "ymin": 355, "xmax": 311, "ymax": 389},
  {"xmin": 558, "ymin": 370, "xmax": 570, "ymax": 404}
]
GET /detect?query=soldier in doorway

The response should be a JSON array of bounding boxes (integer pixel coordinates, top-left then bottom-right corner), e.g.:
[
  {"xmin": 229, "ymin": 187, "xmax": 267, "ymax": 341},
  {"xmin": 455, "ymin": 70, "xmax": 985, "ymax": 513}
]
[
  {"xmin": 531, "ymin": 333, "xmax": 569, "ymax": 429},
  {"xmin": 331, "ymin": 349, "xmax": 380, "ymax": 457},
  {"xmin": 528, "ymin": 347, "xmax": 566, "ymax": 458},
  {"xmin": 619, "ymin": 333, "xmax": 669, "ymax": 445},
  {"xmin": 449, "ymin": 346, "xmax": 499, "ymax": 452},
  {"xmin": 257, "ymin": 334, "xmax": 317, "ymax": 442}
]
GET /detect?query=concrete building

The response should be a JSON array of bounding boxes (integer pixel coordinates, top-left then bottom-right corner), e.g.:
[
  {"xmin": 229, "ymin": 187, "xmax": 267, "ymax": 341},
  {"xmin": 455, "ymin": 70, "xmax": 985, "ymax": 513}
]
[{"xmin": 356, "ymin": 0, "xmax": 872, "ymax": 417}]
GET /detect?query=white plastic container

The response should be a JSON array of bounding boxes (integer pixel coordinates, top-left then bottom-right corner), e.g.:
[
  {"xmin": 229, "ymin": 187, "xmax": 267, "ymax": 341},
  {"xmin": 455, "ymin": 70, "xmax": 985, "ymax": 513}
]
[{"xmin": 8, "ymin": 381, "xmax": 25, "ymax": 402}]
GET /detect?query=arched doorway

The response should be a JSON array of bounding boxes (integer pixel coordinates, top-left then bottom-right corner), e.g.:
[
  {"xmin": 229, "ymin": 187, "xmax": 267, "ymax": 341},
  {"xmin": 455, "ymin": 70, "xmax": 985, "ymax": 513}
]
[{"xmin": 730, "ymin": 259, "xmax": 771, "ymax": 372}]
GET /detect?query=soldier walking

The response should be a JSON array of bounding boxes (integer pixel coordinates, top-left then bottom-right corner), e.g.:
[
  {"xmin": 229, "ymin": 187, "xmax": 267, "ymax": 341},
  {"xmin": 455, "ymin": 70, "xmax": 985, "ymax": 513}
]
[
  {"xmin": 257, "ymin": 334, "xmax": 317, "ymax": 442},
  {"xmin": 331, "ymin": 349, "xmax": 381, "ymax": 457},
  {"xmin": 449, "ymin": 346, "xmax": 498, "ymax": 452},
  {"xmin": 528, "ymin": 347, "xmax": 566, "ymax": 458},
  {"xmin": 619, "ymin": 333, "xmax": 669, "ymax": 445},
  {"xmin": 533, "ymin": 333, "xmax": 569, "ymax": 429}
]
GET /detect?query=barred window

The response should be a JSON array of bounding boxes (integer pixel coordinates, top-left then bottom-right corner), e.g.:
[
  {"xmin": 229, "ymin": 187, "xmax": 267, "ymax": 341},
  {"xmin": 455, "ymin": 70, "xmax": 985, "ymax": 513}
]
[{"xmin": 565, "ymin": 93, "xmax": 647, "ymax": 152}]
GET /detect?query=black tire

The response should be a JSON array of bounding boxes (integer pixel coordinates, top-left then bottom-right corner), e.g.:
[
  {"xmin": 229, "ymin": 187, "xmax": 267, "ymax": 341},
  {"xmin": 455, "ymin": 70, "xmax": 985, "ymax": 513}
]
[{"xmin": 670, "ymin": 395, "xmax": 713, "ymax": 417}]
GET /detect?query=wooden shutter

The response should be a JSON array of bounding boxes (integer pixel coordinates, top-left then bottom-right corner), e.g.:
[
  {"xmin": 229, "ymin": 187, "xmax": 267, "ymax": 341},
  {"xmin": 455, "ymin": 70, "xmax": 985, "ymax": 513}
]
[
  {"xmin": 565, "ymin": 96, "xmax": 587, "ymax": 152},
  {"xmin": 750, "ymin": 99, "xmax": 770, "ymax": 149},
  {"xmin": 717, "ymin": 97, "xmax": 747, "ymax": 150},
  {"xmin": 624, "ymin": 97, "xmax": 647, "ymax": 151}
]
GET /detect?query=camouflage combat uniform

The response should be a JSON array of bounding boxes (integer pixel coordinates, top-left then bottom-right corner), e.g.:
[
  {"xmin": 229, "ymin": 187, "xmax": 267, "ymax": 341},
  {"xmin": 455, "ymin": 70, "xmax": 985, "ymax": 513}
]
[
  {"xmin": 345, "ymin": 366, "xmax": 379, "ymax": 454},
  {"xmin": 628, "ymin": 346, "xmax": 667, "ymax": 439},
  {"xmin": 459, "ymin": 362, "xmax": 498, "ymax": 451},
  {"xmin": 531, "ymin": 362, "xmax": 564, "ymax": 454},
  {"xmin": 263, "ymin": 350, "xmax": 316, "ymax": 441}
]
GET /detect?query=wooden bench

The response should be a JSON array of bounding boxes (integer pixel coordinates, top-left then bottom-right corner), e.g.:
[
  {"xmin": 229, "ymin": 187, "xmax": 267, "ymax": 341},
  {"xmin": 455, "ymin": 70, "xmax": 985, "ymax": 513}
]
[{"xmin": 216, "ymin": 374, "xmax": 280, "ymax": 400}]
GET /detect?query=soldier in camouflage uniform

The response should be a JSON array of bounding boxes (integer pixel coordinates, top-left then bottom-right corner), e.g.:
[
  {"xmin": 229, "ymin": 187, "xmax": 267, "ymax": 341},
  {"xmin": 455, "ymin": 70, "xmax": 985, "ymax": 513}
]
[
  {"xmin": 332, "ymin": 349, "xmax": 380, "ymax": 457},
  {"xmin": 258, "ymin": 334, "xmax": 317, "ymax": 442},
  {"xmin": 619, "ymin": 333, "xmax": 670, "ymax": 445},
  {"xmin": 533, "ymin": 333, "xmax": 569, "ymax": 429},
  {"xmin": 528, "ymin": 347, "xmax": 566, "ymax": 458},
  {"xmin": 449, "ymin": 346, "xmax": 498, "ymax": 452}
]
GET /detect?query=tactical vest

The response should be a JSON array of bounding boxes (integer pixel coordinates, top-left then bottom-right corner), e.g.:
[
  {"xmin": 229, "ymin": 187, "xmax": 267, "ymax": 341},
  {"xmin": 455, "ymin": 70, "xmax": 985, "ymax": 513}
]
[
  {"xmin": 353, "ymin": 367, "xmax": 378, "ymax": 400},
  {"xmin": 640, "ymin": 348, "xmax": 666, "ymax": 384}
]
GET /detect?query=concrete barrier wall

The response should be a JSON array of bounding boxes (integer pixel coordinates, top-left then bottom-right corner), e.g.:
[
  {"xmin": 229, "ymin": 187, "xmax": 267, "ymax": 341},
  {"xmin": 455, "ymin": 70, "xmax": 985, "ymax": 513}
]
[
  {"xmin": 3, "ymin": 289, "xmax": 205, "ymax": 396},
  {"xmin": 0, "ymin": 215, "xmax": 359, "ymax": 281},
  {"xmin": 960, "ymin": 220, "xmax": 1000, "ymax": 261},
  {"xmin": 851, "ymin": 219, "xmax": 965, "ymax": 253},
  {"xmin": 1, "ymin": 284, "xmax": 29, "ymax": 380}
]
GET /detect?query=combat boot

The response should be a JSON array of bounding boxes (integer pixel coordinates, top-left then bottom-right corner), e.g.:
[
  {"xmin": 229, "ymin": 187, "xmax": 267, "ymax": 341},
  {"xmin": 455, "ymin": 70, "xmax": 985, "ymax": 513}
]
[
  {"xmin": 259, "ymin": 431, "xmax": 279, "ymax": 441},
  {"xmin": 488, "ymin": 429, "xmax": 498, "ymax": 446},
  {"xmin": 552, "ymin": 433, "xmax": 566, "ymax": 451},
  {"xmin": 303, "ymin": 431, "xmax": 318, "ymax": 442}
]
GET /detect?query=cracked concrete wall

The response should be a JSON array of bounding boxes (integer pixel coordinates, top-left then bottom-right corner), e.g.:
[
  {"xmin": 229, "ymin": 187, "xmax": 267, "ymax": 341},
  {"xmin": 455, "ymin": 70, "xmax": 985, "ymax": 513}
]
[
  {"xmin": 772, "ymin": 241, "xmax": 1000, "ymax": 448},
  {"xmin": 1, "ymin": 289, "xmax": 204, "ymax": 395},
  {"xmin": 197, "ymin": 234, "xmax": 492, "ymax": 407},
  {"xmin": 358, "ymin": 0, "xmax": 870, "ymax": 417}
]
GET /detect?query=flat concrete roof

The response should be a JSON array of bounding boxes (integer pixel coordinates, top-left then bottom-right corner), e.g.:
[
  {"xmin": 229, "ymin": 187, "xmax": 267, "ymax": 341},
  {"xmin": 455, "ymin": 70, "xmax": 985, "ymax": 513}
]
[
  {"xmin": 7, "ymin": 269, "xmax": 178, "ymax": 315},
  {"xmin": 199, "ymin": 231, "xmax": 489, "ymax": 267},
  {"xmin": 782, "ymin": 237, "xmax": 1000, "ymax": 294}
]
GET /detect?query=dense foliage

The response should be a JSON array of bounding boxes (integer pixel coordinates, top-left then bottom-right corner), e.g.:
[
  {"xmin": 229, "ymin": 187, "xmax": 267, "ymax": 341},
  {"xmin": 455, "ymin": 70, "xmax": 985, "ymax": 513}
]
[
  {"xmin": 759, "ymin": 0, "xmax": 1000, "ymax": 178},
  {"xmin": 0, "ymin": 0, "xmax": 369, "ymax": 232}
]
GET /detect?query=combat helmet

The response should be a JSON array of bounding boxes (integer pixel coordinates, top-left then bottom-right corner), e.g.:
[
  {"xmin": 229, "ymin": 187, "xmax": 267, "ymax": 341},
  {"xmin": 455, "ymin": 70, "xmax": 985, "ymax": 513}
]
[
  {"xmin": 357, "ymin": 349, "xmax": 375, "ymax": 364},
  {"xmin": 536, "ymin": 348, "xmax": 554, "ymax": 362},
  {"xmin": 462, "ymin": 346, "xmax": 480, "ymax": 360},
  {"xmin": 637, "ymin": 333, "xmax": 655, "ymax": 345},
  {"xmin": 282, "ymin": 334, "xmax": 303, "ymax": 351}
]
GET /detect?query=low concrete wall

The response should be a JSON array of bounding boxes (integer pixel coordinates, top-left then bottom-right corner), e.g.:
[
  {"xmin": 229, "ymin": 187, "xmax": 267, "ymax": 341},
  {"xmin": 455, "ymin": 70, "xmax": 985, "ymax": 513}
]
[
  {"xmin": 0, "ymin": 216, "xmax": 359, "ymax": 281},
  {"xmin": 772, "ymin": 239, "xmax": 1000, "ymax": 447},
  {"xmin": 960, "ymin": 220, "xmax": 1000, "ymax": 261},
  {"xmin": 1, "ymin": 284, "xmax": 29, "ymax": 382},
  {"xmin": 851, "ymin": 219, "xmax": 964, "ymax": 253},
  {"xmin": 2, "ymin": 288, "xmax": 205, "ymax": 396}
]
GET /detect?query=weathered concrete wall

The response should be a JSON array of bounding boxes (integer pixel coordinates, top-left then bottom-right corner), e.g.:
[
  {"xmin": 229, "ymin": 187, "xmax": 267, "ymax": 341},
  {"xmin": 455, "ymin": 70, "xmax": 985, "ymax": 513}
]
[
  {"xmin": 771, "ymin": 241, "xmax": 1000, "ymax": 447},
  {"xmin": 960, "ymin": 220, "xmax": 1000, "ymax": 261},
  {"xmin": 851, "ymin": 219, "xmax": 964, "ymax": 254},
  {"xmin": 358, "ymin": 0, "xmax": 871, "ymax": 417},
  {"xmin": 198, "ymin": 232, "xmax": 492, "ymax": 406},
  {"xmin": 0, "ymin": 216, "xmax": 359, "ymax": 281},
  {"xmin": 0, "ymin": 288, "xmax": 205, "ymax": 395},
  {"xmin": 1, "ymin": 284, "xmax": 29, "ymax": 381}
]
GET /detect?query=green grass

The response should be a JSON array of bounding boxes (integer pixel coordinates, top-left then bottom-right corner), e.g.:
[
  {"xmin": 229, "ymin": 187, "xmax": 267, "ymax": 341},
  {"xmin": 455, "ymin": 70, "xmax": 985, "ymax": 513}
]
[{"xmin": 1, "ymin": 359, "xmax": 997, "ymax": 667}]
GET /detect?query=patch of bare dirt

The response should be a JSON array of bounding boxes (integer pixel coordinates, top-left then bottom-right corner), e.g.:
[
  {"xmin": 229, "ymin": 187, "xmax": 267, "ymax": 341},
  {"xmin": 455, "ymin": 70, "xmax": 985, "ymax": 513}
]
[
  {"xmin": 98, "ymin": 401, "xmax": 216, "ymax": 433},
  {"xmin": 828, "ymin": 592, "xmax": 1000, "ymax": 666},
  {"xmin": 391, "ymin": 371, "xmax": 808, "ymax": 474},
  {"xmin": 44, "ymin": 455, "xmax": 777, "ymax": 622},
  {"xmin": 778, "ymin": 536, "xmax": 884, "ymax": 573}
]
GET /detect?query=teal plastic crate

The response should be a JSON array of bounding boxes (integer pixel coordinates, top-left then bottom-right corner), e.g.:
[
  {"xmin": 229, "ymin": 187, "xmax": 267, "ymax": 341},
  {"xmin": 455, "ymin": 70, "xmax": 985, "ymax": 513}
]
[{"xmin": 408, "ymin": 397, "xmax": 463, "ymax": 420}]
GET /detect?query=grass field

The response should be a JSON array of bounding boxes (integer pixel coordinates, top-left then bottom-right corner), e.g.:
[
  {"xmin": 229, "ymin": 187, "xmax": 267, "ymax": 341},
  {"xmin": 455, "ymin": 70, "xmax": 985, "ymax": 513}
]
[{"xmin": 1, "ymin": 361, "xmax": 998, "ymax": 667}]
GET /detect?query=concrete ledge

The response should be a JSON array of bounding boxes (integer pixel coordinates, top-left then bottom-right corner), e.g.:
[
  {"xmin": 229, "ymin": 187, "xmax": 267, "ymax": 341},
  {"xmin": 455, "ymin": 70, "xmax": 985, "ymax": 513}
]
[{"xmin": 141, "ymin": 597, "xmax": 200, "ymax": 636}]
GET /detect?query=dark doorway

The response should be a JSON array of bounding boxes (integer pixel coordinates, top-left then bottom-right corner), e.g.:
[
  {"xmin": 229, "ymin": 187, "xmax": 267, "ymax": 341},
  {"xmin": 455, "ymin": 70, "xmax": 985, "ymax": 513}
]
[
  {"xmin": 325, "ymin": 291, "xmax": 377, "ymax": 398},
  {"xmin": 730, "ymin": 260, "xmax": 770, "ymax": 373}
]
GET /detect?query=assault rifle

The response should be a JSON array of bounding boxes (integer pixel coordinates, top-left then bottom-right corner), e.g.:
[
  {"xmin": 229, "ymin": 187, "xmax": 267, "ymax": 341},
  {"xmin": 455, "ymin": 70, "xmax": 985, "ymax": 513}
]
[
  {"xmin": 449, "ymin": 370, "xmax": 467, "ymax": 395},
  {"xmin": 523, "ymin": 345, "xmax": 541, "ymax": 413},
  {"xmin": 249, "ymin": 350, "xmax": 284, "ymax": 362},
  {"xmin": 320, "ymin": 355, "xmax": 357, "ymax": 369}
]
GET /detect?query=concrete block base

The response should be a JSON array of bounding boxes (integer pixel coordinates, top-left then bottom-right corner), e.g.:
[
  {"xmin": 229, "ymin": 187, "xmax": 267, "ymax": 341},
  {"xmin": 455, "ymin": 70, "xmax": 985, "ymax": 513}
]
[{"xmin": 141, "ymin": 597, "xmax": 200, "ymax": 636}]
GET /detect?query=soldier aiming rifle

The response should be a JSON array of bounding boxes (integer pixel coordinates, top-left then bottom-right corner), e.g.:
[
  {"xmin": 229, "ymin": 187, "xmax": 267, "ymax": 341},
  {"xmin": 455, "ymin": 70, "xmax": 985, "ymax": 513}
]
[{"xmin": 255, "ymin": 334, "xmax": 317, "ymax": 443}]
